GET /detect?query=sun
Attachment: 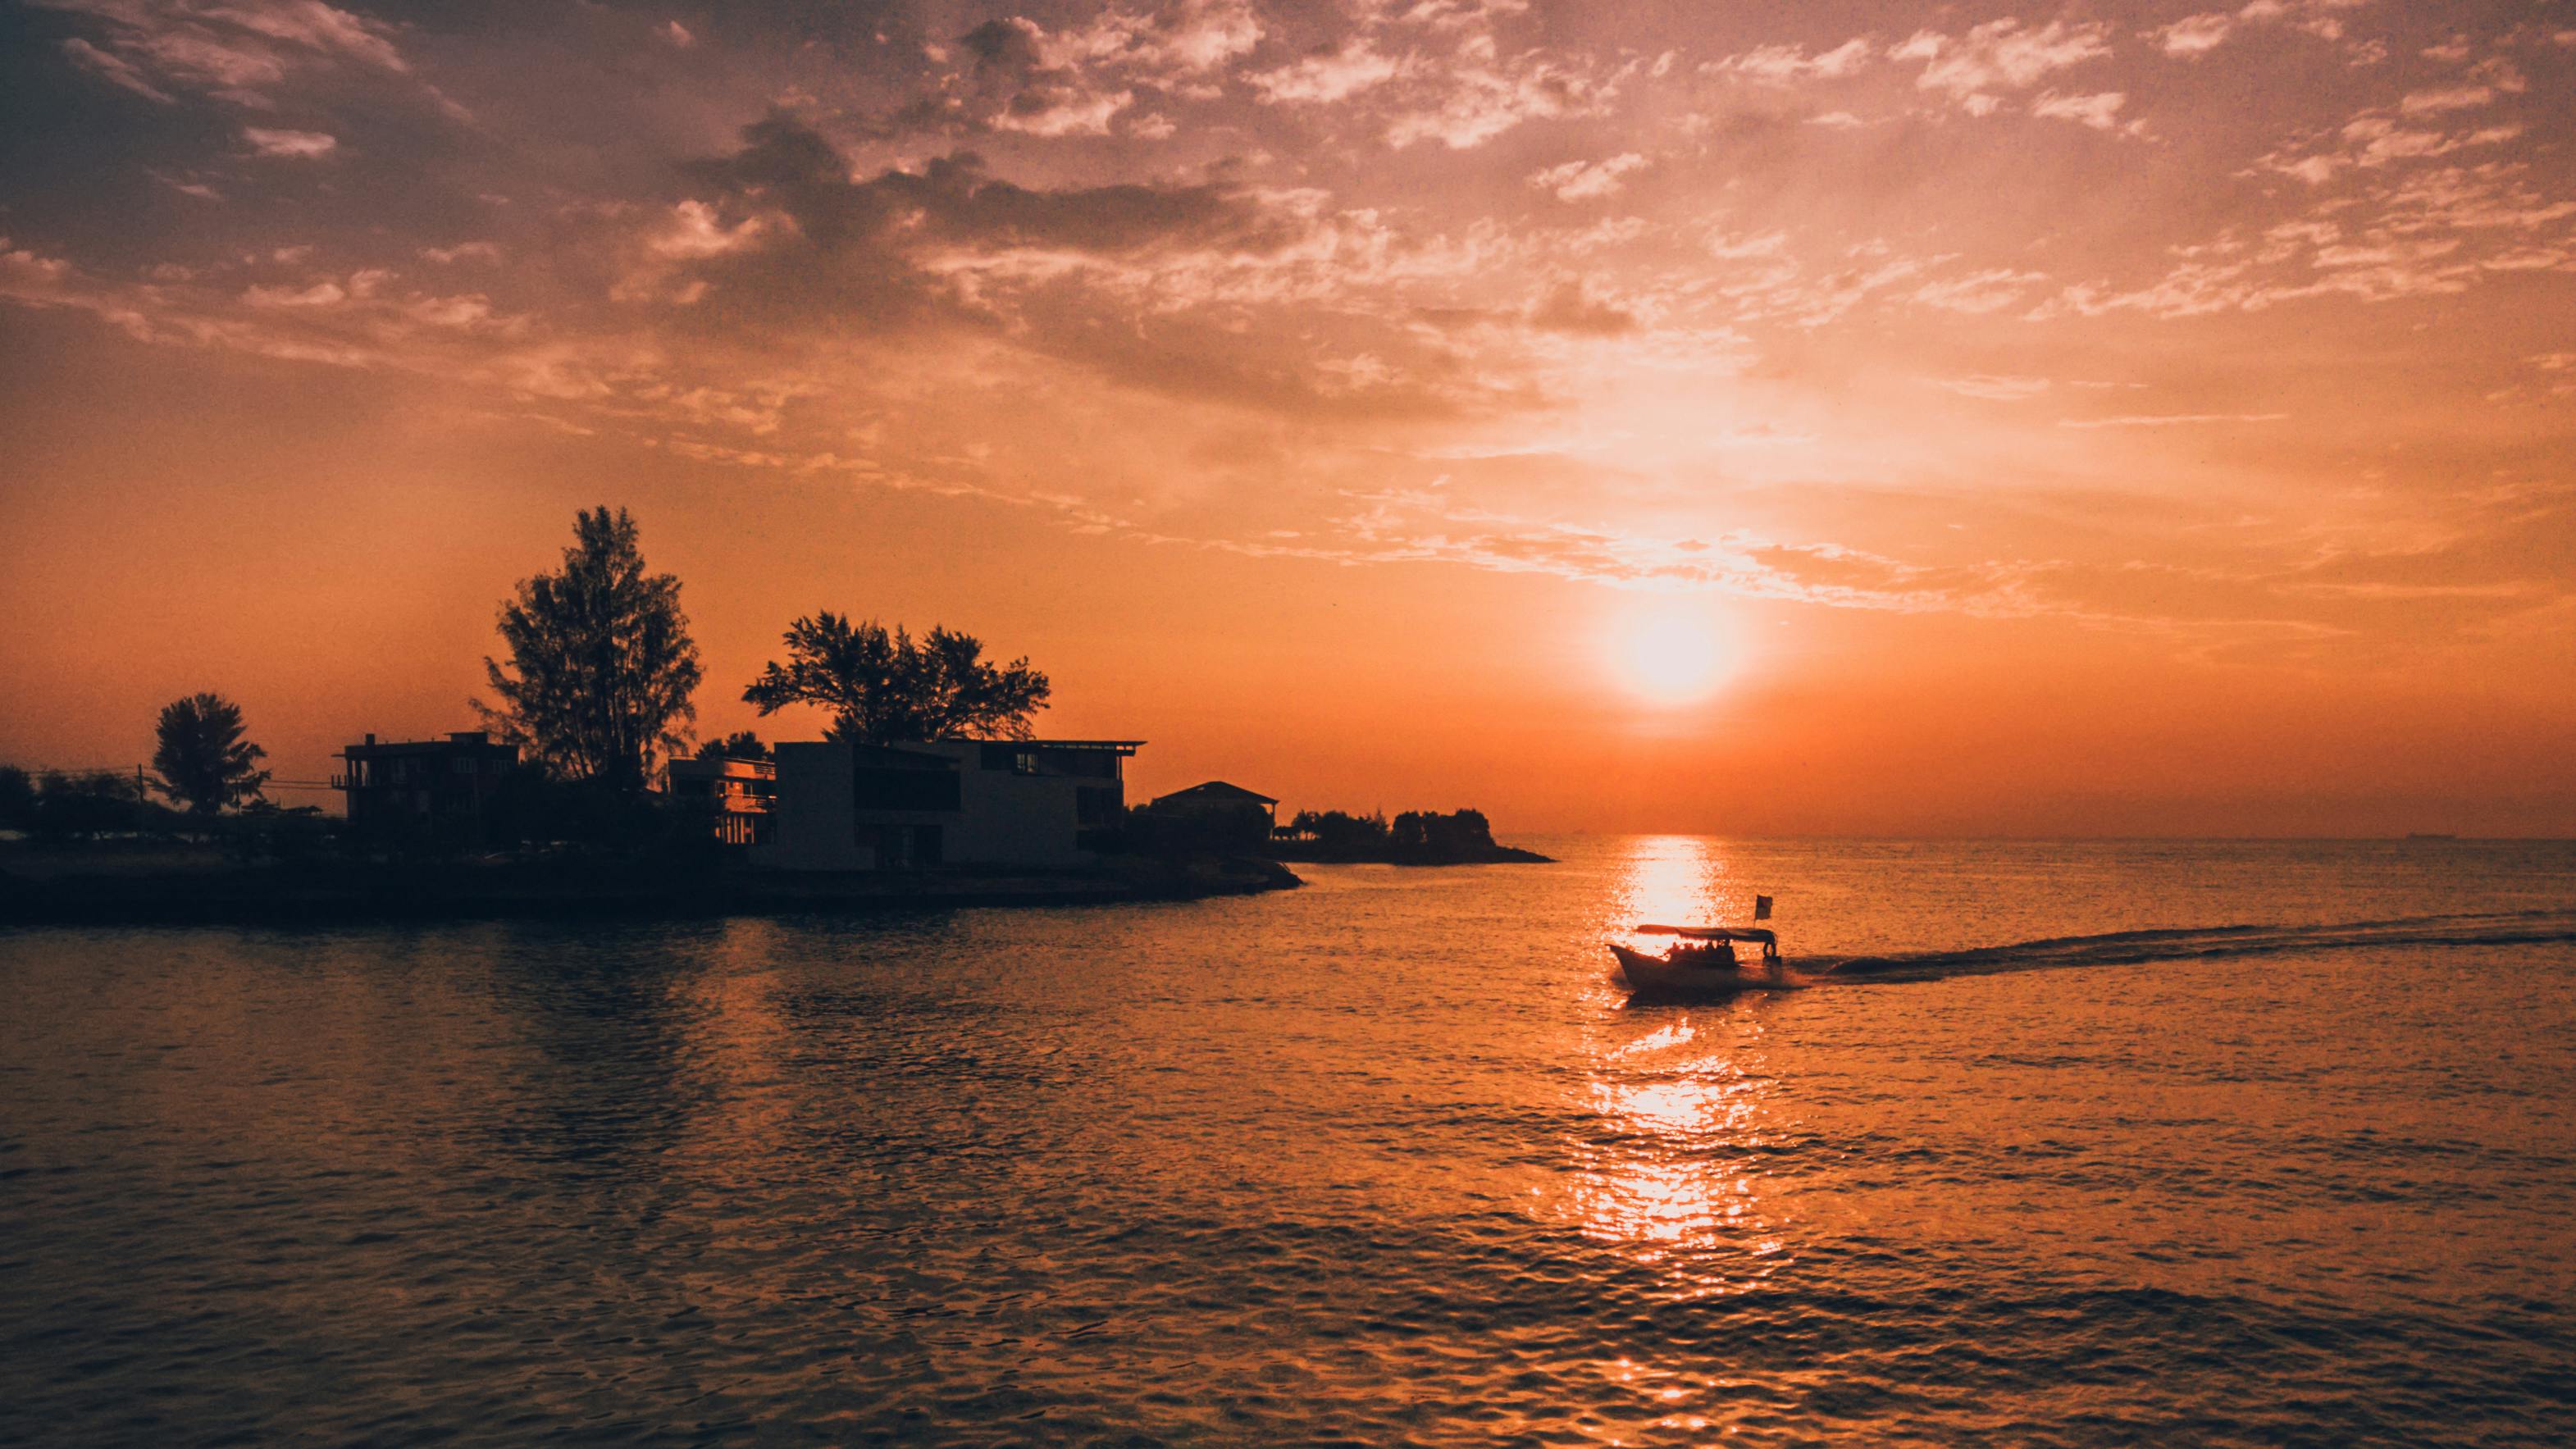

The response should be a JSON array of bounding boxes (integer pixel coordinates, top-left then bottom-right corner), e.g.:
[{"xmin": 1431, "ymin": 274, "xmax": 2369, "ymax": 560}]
[{"xmin": 1607, "ymin": 602, "xmax": 1734, "ymax": 705}]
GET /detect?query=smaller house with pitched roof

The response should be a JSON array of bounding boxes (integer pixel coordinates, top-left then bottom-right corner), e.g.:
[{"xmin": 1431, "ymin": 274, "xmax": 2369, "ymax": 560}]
[
  {"xmin": 1148, "ymin": 781, "xmax": 1279, "ymax": 826},
  {"xmin": 1144, "ymin": 780, "xmax": 1279, "ymax": 853}
]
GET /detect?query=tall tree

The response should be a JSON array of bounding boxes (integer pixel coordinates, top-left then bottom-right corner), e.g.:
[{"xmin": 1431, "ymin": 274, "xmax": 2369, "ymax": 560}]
[
  {"xmin": 150, "ymin": 693, "xmax": 270, "ymax": 814},
  {"xmin": 742, "ymin": 613, "xmax": 1051, "ymax": 744},
  {"xmin": 476, "ymin": 506, "xmax": 703, "ymax": 790}
]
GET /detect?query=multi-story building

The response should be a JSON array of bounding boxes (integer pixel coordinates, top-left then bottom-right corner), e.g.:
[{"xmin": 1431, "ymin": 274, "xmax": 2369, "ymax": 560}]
[
  {"xmin": 757, "ymin": 739, "xmax": 1141, "ymax": 871},
  {"xmin": 335, "ymin": 731, "xmax": 520, "ymax": 844},
  {"xmin": 666, "ymin": 754, "xmax": 777, "ymax": 845}
]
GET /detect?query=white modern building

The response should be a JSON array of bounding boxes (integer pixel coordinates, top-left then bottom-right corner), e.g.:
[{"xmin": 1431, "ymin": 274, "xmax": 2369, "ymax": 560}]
[
  {"xmin": 755, "ymin": 739, "xmax": 1141, "ymax": 872},
  {"xmin": 665, "ymin": 754, "xmax": 777, "ymax": 846}
]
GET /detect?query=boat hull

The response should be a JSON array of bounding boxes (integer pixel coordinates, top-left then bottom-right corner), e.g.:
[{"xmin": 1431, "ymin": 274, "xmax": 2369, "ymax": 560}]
[{"xmin": 1609, "ymin": 943, "xmax": 1748, "ymax": 998}]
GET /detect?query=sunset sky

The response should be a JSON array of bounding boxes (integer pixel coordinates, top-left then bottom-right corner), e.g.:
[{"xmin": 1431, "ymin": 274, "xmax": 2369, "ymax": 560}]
[{"xmin": 3, "ymin": 0, "xmax": 2572, "ymax": 836}]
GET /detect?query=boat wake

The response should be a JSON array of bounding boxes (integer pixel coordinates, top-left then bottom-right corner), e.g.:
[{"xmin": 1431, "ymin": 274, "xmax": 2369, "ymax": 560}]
[{"xmin": 1812, "ymin": 909, "xmax": 2576, "ymax": 981}]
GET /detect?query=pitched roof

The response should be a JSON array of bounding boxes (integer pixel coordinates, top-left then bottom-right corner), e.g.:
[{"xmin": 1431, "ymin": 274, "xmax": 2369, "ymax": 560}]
[{"xmin": 1153, "ymin": 780, "xmax": 1279, "ymax": 807}]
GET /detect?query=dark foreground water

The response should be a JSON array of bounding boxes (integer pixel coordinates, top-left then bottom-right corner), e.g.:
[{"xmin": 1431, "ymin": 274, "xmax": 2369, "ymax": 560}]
[{"xmin": 5, "ymin": 839, "xmax": 2575, "ymax": 1446}]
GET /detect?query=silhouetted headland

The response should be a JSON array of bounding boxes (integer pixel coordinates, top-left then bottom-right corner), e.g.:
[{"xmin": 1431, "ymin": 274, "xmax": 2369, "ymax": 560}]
[{"xmin": 1269, "ymin": 808, "xmax": 1552, "ymax": 865}]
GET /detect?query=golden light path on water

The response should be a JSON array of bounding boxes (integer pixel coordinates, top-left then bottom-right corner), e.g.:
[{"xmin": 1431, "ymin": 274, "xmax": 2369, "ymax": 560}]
[
  {"xmin": 7, "ymin": 842, "xmax": 2575, "ymax": 1442},
  {"xmin": 1561, "ymin": 836, "xmax": 1794, "ymax": 1313}
]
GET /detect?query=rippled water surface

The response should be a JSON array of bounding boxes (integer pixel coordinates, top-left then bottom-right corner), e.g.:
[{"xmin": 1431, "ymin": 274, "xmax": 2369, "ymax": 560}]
[{"xmin": 6, "ymin": 838, "xmax": 2576, "ymax": 1445}]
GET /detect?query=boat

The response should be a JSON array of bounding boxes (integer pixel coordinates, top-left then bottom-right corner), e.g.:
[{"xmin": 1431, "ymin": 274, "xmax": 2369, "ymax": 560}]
[{"xmin": 1609, "ymin": 923, "xmax": 1782, "ymax": 998}]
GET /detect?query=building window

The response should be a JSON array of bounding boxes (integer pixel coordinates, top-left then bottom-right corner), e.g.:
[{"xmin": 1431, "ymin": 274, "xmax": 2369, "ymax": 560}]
[{"xmin": 1014, "ymin": 750, "xmax": 1040, "ymax": 776}]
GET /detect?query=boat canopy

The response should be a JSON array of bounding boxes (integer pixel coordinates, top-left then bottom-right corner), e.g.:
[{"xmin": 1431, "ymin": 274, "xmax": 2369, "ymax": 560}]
[{"xmin": 1636, "ymin": 923, "xmax": 1777, "ymax": 946}]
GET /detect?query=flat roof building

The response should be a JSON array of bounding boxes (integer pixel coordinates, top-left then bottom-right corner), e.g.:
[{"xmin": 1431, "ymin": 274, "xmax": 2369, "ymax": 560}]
[
  {"xmin": 335, "ymin": 731, "xmax": 519, "ymax": 844},
  {"xmin": 757, "ymin": 739, "xmax": 1141, "ymax": 872},
  {"xmin": 667, "ymin": 754, "xmax": 777, "ymax": 846}
]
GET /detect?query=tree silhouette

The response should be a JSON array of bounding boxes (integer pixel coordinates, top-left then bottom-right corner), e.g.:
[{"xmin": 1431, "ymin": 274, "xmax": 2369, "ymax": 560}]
[
  {"xmin": 0, "ymin": 765, "xmax": 35, "ymax": 831},
  {"xmin": 1287, "ymin": 809, "xmax": 1391, "ymax": 854},
  {"xmin": 32, "ymin": 771, "xmax": 146, "ymax": 842},
  {"xmin": 695, "ymin": 731, "xmax": 771, "ymax": 762},
  {"xmin": 150, "ymin": 693, "xmax": 270, "ymax": 815},
  {"xmin": 476, "ymin": 506, "xmax": 703, "ymax": 790},
  {"xmin": 743, "ymin": 613, "xmax": 1051, "ymax": 744}
]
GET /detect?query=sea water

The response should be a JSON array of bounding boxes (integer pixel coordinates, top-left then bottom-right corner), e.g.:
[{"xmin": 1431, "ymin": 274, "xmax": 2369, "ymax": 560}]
[{"xmin": 3, "ymin": 838, "xmax": 2572, "ymax": 1444}]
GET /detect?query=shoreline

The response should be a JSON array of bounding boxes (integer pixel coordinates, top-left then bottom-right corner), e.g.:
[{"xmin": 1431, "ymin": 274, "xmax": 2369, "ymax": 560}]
[{"xmin": 0, "ymin": 854, "xmax": 1301, "ymax": 928}]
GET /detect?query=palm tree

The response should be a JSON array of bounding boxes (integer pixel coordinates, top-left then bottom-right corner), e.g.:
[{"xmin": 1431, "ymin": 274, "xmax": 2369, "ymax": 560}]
[{"xmin": 151, "ymin": 693, "xmax": 270, "ymax": 815}]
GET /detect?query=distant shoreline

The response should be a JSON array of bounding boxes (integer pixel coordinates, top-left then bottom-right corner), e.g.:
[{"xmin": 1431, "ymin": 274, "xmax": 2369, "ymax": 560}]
[
  {"xmin": 0, "ymin": 852, "xmax": 1299, "ymax": 928},
  {"xmin": 1265, "ymin": 806, "xmax": 1553, "ymax": 865},
  {"xmin": 1269, "ymin": 841, "xmax": 1553, "ymax": 866}
]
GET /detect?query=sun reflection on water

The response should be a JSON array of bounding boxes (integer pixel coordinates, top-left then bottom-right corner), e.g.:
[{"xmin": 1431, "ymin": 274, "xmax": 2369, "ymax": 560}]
[
  {"xmin": 1557, "ymin": 836, "xmax": 1797, "ymax": 1292},
  {"xmin": 1616, "ymin": 834, "xmax": 1727, "ymax": 925},
  {"xmin": 1607, "ymin": 832, "xmax": 1769, "ymax": 955}
]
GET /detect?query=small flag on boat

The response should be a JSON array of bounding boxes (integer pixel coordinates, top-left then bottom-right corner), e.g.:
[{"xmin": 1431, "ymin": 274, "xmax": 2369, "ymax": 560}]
[{"xmin": 1754, "ymin": 894, "xmax": 1773, "ymax": 920}]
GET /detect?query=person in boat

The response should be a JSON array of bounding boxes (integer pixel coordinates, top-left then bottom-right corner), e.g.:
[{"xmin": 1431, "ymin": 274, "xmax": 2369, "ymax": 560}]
[
  {"xmin": 1657, "ymin": 935, "xmax": 1739, "ymax": 971},
  {"xmin": 1637, "ymin": 925, "xmax": 1780, "ymax": 973}
]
